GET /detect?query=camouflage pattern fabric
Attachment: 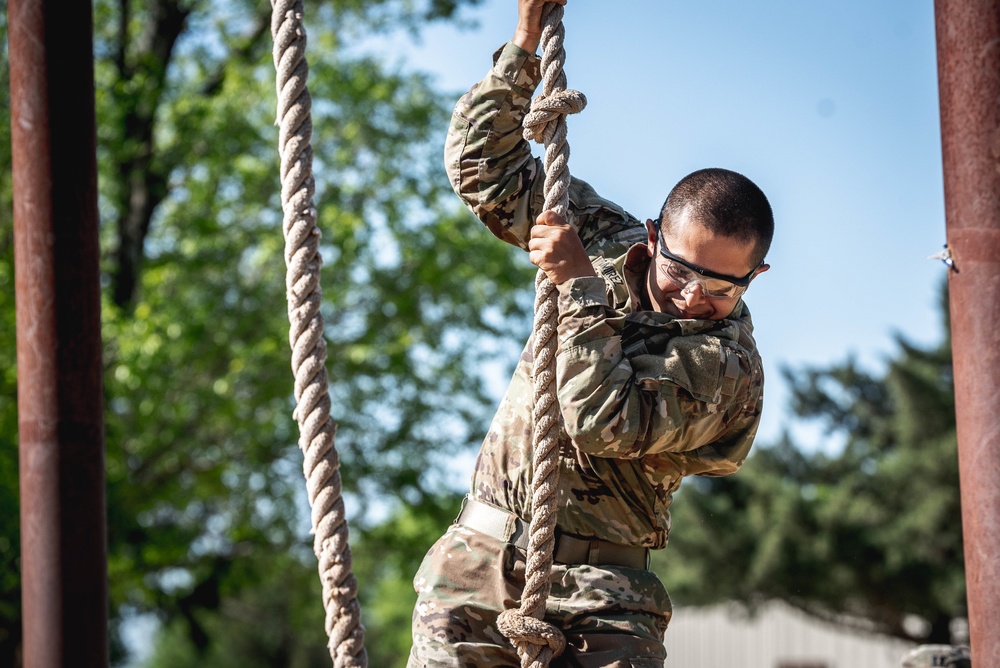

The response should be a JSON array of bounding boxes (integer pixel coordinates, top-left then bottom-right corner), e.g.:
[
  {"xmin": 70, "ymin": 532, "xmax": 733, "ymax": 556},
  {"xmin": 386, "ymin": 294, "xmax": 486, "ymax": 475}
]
[
  {"xmin": 412, "ymin": 41, "xmax": 767, "ymax": 662},
  {"xmin": 444, "ymin": 41, "xmax": 764, "ymax": 549},
  {"xmin": 408, "ymin": 525, "xmax": 669, "ymax": 668}
]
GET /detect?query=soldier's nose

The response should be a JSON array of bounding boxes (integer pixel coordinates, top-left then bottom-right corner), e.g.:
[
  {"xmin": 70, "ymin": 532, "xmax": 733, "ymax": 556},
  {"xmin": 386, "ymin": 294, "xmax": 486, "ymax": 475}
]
[{"xmin": 681, "ymin": 282, "xmax": 706, "ymax": 305}]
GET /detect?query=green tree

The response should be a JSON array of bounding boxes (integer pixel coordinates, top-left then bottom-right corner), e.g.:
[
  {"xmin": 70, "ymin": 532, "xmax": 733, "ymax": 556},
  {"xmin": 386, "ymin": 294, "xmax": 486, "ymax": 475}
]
[
  {"xmin": 2, "ymin": 1, "xmax": 536, "ymax": 665},
  {"xmin": 142, "ymin": 550, "xmax": 332, "ymax": 668},
  {"xmin": 142, "ymin": 492, "xmax": 462, "ymax": 668},
  {"xmin": 656, "ymin": 291, "xmax": 964, "ymax": 643}
]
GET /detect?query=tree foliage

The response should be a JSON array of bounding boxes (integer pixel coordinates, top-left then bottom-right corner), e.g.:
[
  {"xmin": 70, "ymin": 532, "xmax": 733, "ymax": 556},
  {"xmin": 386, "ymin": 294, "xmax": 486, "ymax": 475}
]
[
  {"xmin": 656, "ymin": 290, "xmax": 964, "ymax": 644},
  {"xmin": 143, "ymin": 492, "xmax": 463, "ymax": 668},
  {"xmin": 2, "ymin": 0, "xmax": 530, "ymax": 665}
]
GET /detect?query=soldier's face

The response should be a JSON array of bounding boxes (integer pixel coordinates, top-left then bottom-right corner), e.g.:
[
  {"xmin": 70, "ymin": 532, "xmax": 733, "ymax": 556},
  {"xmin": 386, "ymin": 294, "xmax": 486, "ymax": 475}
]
[{"xmin": 644, "ymin": 213, "xmax": 768, "ymax": 320}]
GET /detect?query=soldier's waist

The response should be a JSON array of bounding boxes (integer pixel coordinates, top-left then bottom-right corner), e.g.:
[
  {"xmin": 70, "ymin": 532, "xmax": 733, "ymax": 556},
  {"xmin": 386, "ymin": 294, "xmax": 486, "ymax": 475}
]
[{"xmin": 456, "ymin": 495, "xmax": 650, "ymax": 571}]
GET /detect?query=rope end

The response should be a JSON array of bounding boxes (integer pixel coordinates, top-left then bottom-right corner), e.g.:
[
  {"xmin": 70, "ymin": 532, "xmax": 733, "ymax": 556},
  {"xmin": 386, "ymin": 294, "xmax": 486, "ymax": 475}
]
[{"xmin": 497, "ymin": 609, "xmax": 566, "ymax": 658}]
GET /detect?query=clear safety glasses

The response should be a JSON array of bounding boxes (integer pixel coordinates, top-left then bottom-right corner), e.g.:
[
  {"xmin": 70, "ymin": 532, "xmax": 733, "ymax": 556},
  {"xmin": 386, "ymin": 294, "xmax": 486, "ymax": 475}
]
[{"xmin": 654, "ymin": 219, "xmax": 758, "ymax": 299}]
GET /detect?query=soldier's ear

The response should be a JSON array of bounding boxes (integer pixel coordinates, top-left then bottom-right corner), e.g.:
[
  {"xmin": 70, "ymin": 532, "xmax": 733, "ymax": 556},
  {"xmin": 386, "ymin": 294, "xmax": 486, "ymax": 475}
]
[{"xmin": 644, "ymin": 219, "xmax": 657, "ymax": 257}]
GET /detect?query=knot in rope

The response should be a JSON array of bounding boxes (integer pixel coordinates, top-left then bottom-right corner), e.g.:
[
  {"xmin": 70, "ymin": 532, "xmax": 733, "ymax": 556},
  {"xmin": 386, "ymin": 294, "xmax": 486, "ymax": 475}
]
[
  {"xmin": 497, "ymin": 609, "xmax": 567, "ymax": 658},
  {"xmin": 522, "ymin": 89, "xmax": 588, "ymax": 145}
]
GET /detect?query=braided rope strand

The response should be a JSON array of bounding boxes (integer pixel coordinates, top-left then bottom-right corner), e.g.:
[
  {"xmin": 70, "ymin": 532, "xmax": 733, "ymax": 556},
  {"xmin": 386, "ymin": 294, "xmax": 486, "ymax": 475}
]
[
  {"xmin": 271, "ymin": 3, "xmax": 366, "ymax": 666},
  {"xmin": 498, "ymin": 5, "xmax": 586, "ymax": 668}
]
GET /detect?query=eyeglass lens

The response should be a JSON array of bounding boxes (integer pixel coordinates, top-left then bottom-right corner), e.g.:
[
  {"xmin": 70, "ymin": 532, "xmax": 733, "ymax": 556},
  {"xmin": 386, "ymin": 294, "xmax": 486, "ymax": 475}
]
[{"xmin": 665, "ymin": 261, "xmax": 744, "ymax": 298}]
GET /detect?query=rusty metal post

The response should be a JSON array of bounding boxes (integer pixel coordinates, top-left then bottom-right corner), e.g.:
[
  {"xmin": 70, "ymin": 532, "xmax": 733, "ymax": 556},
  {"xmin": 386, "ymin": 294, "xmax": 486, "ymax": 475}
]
[
  {"xmin": 9, "ymin": 0, "xmax": 108, "ymax": 666},
  {"xmin": 935, "ymin": 0, "xmax": 1000, "ymax": 664}
]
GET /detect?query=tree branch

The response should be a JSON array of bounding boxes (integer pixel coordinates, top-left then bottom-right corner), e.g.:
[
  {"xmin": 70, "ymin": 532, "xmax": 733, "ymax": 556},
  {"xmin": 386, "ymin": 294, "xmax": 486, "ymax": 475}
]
[
  {"xmin": 116, "ymin": 0, "xmax": 129, "ymax": 76},
  {"xmin": 199, "ymin": 7, "xmax": 271, "ymax": 98},
  {"xmin": 111, "ymin": 0, "xmax": 192, "ymax": 308}
]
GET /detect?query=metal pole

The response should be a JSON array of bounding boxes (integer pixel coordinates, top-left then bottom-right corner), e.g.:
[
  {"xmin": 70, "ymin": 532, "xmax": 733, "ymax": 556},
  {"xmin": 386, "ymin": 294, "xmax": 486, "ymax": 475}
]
[
  {"xmin": 935, "ymin": 0, "xmax": 1000, "ymax": 664},
  {"xmin": 9, "ymin": 0, "xmax": 108, "ymax": 666}
]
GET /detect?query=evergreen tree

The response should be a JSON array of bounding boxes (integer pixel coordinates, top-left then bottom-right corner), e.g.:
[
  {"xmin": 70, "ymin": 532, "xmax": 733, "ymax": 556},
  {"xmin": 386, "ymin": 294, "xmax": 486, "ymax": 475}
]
[{"xmin": 657, "ymin": 290, "xmax": 964, "ymax": 643}]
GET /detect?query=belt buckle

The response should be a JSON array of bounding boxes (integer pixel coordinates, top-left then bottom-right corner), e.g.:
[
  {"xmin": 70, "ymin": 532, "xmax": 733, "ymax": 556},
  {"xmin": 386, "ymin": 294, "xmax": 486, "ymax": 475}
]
[
  {"xmin": 586, "ymin": 539, "xmax": 601, "ymax": 566},
  {"xmin": 550, "ymin": 526, "xmax": 565, "ymax": 564},
  {"xmin": 509, "ymin": 513, "xmax": 528, "ymax": 550}
]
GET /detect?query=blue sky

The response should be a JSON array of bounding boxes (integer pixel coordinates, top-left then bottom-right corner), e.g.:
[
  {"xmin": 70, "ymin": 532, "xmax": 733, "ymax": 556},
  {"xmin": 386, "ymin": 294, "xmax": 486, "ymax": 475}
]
[{"xmin": 364, "ymin": 0, "xmax": 948, "ymax": 445}]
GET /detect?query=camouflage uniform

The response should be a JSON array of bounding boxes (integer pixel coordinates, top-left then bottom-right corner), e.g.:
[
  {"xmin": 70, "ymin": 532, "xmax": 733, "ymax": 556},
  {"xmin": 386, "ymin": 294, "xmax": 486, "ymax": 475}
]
[{"xmin": 408, "ymin": 43, "xmax": 765, "ymax": 667}]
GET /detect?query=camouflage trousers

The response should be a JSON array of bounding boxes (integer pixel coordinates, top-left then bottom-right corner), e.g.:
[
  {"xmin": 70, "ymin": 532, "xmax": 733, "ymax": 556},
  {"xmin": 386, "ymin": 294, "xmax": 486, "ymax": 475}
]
[{"xmin": 407, "ymin": 524, "xmax": 671, "ymax": 668}]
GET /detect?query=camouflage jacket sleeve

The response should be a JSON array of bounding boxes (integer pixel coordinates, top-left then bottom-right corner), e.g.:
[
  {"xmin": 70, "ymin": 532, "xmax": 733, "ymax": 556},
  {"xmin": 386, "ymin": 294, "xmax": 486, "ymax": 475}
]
[
  {"xmin": 553, "ymin": 275, "xmax": 763, "ymax": 475},
  {"xmin": 444, "ymin": 43, "xmax": 640, "ymax": 251},
  {"xmin": 444, "ymin": 42, "xmax": 542, "ymax": 249}
]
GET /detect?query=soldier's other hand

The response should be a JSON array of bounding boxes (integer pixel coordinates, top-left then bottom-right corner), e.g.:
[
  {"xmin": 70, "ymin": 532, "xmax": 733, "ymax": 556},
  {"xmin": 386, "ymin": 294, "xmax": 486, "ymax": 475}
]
[
  {"xmin": 514, "ymin": 0, "xmax": 568, "ymax": 54},
  {"xmin": 528, "ymin": 210, "xmax": 595, "ymax": 285}
]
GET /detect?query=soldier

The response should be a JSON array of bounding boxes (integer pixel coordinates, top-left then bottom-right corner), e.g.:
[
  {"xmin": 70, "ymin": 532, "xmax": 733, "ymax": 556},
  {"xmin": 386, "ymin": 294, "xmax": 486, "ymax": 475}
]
[{"xmin": 408, "ymin": 0, "xmax": 773, "ymax": 666}]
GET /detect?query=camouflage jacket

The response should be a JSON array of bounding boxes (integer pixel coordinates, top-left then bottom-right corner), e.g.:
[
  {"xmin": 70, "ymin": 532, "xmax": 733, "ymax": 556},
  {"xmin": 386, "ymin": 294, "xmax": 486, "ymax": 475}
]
[{"xmin": 446, "ymin": 43, "xmax": 765, "ymax": 550}]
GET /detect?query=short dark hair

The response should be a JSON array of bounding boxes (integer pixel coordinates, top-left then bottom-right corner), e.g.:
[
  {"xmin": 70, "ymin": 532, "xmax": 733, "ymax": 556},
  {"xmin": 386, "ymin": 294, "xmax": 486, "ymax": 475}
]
[{"xmin": 658, "ymin": 168, "xmax": 774, "ymax": 268}]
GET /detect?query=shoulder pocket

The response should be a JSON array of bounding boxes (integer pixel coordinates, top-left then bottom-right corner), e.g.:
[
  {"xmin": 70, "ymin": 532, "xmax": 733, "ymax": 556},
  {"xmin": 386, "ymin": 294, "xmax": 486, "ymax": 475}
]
[{"xmin": 627, "ymin": 332, "xmax": 726, "ymax": 405}]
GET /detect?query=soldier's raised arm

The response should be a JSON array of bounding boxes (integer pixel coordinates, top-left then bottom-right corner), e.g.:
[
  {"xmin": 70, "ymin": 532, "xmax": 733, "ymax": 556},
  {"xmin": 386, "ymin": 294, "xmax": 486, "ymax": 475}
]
[
  {"xmin": 443, "ymin": 1, "xmax": 571, "ymax": 249},
  {"xmin": 443, "ymin": 41, "xmax": 545, "ymax": 250},
  {"xmin": 445, "ymin": 0, "xmax": 641, "ymax": 253}
]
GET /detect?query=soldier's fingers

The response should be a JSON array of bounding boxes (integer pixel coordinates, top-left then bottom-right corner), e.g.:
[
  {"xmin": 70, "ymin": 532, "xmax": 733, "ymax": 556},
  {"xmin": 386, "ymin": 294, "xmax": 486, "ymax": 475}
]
[
  {"xmin": 529, "ymin": 224, "xmax": 564, "ymax": 245},
  {"xmin": 535, "ymin": 210, "xmax": 568, "ymax": 227},
  {"xmin": 529, "ymin": 234, "xmax": 561, "ymax": 255},
  {"xmin": 527, "ymin": 249, "xmax": 549, "ymax": 268}
]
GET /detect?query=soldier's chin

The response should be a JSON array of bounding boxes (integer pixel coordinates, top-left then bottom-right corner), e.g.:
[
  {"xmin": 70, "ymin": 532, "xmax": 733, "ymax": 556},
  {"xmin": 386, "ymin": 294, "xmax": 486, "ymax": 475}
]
[{"xmin": 671, "ymin": 303, "xmax": 712, "ymax": 320}]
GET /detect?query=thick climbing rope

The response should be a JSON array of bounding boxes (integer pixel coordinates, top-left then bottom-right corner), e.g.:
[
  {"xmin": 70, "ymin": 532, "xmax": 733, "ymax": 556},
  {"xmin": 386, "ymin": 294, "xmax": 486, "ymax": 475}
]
[
  {"xmin": 495, "ymin": 6, "xmax": 587, "ymax": 668},
  {"xmin": 270, "ymin": 2, "xmax": 367, "ymax": 667}
]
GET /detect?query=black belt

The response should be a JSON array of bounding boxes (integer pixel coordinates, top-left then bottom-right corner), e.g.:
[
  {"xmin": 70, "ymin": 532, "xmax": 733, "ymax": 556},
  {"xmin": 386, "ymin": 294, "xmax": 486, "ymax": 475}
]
[{"xmin": 456, "ymin": 496, "xmax": 650, "ymax": 571}]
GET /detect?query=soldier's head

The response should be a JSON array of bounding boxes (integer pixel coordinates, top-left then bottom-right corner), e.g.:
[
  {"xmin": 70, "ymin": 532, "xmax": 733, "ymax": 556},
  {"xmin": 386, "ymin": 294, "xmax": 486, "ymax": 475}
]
[{"xmin": 644, "ymin": 168, "xmax": 773, "ymax": 319}]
